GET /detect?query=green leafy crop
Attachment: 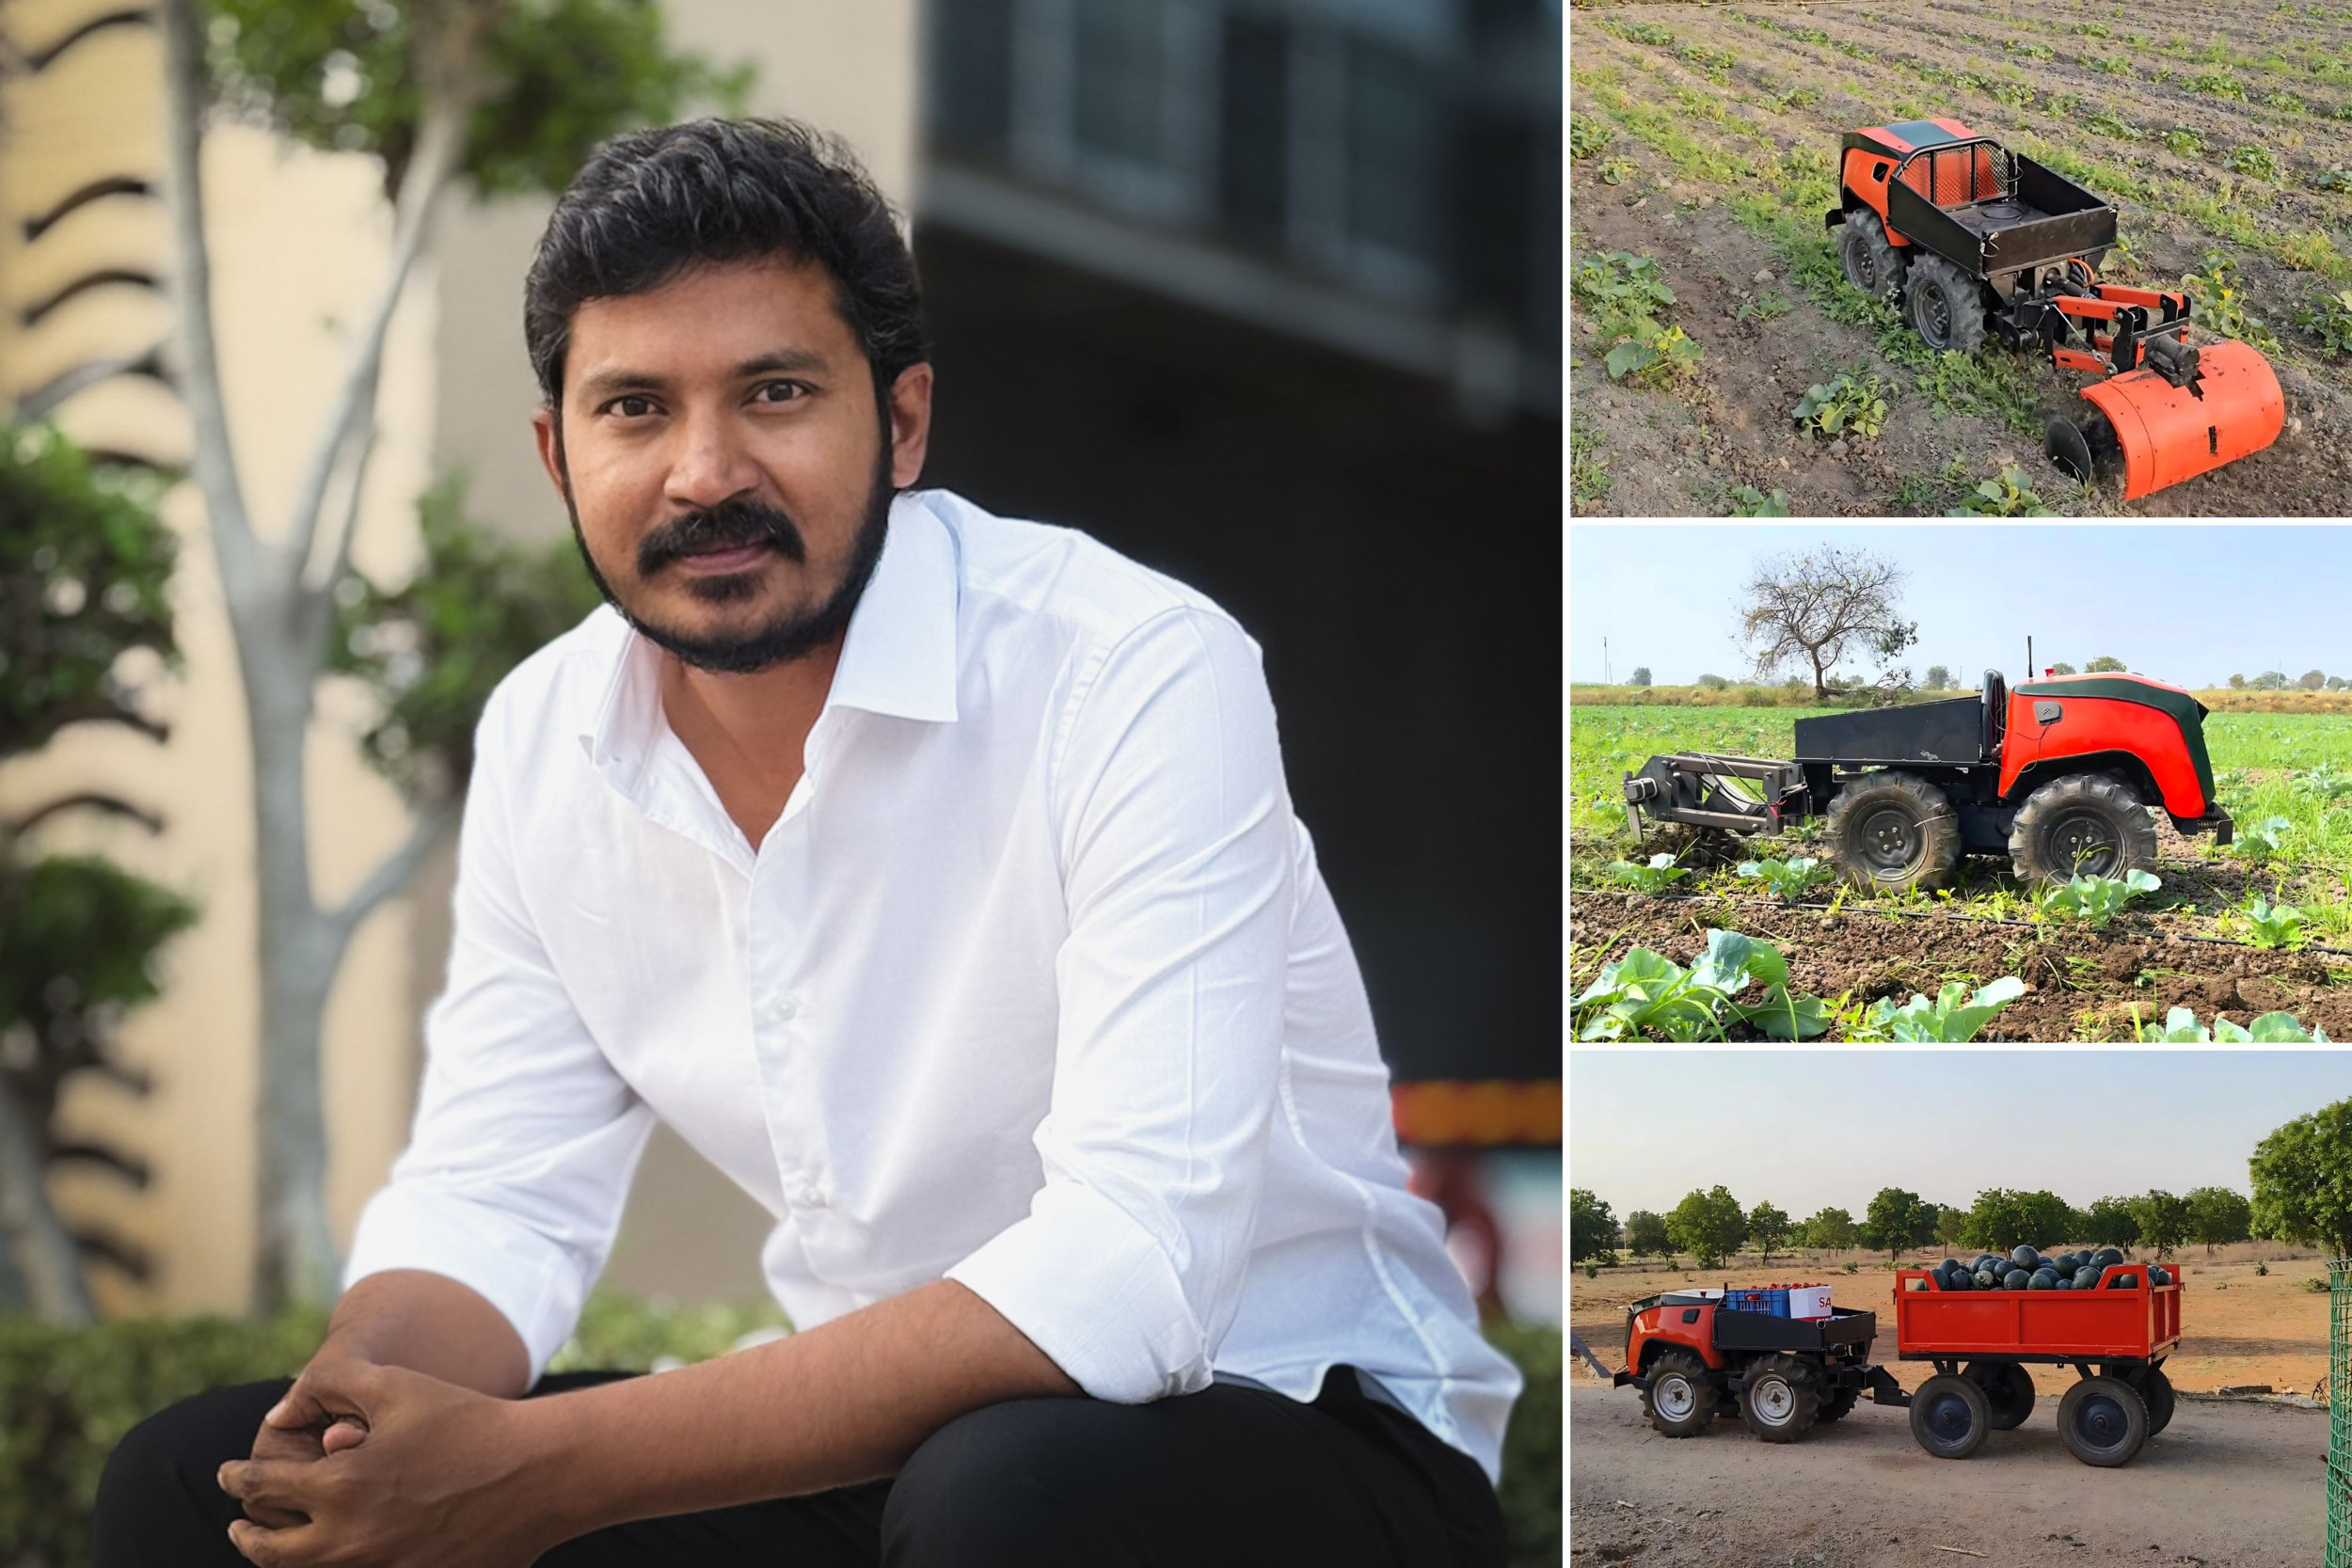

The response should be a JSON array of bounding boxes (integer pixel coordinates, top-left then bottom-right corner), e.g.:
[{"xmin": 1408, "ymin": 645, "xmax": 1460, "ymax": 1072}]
[
  {"xmin": 1573, "ymin": 929, "xmax": 1830, "ymax": 1042},
  {"xmin": 2182, "ymin": 253, "xmax": 2280, "ymax": 352},
  {"xmin": 1603, "ymin": 852, "xmax": 1691, "ymax": 893},
  {"xmin": 1569, "ymin": 116, "xmax": 1613, "ymax": 161},
  {"xmin": 2037, "ymin": 869, "xmax": 2161, "ymax": 926},
  {"xmin": 1790, "ymin": 371, "xmax": 1888, "ymax": 438},
  {"xmin": 2241, "ymin": 893, "xmax": 2309, "ymax": 949},
  {"xmin": 1737, "ymin": 855, "xmax": 1830, "ymax": 900},
  {"xmin": 2227, "ymin": 143, "xmax": 2280, "ymax": 179},
  {"xmin": 1858, "ymin": 976, "xmax": 2028, "ymax": 1042},
  {"xmin": 2294, "ymin": 290, "xmax": 2352, "ymax": 356},
  {"xmin": 1945, "ymin": 465, "xmax": 2053, "ymax": 516},
  {"xmin": 1605, "ymin": 324, "xmax": 1703, "ymax": 383},
  {"xmin": 2236, "ymin": 814, "xmax": 2295, "ymax": 859},
  {"xmin": 1726, "ymin": 486, "xmax": 1790, "ymax": 517},
  {"xmin": 2139, "ymin": 1006, "xmax": 2331, "ymax": 1042}
]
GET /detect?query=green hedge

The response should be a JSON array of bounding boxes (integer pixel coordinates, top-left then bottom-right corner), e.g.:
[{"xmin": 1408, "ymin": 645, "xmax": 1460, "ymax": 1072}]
[{"xmin": 0, "ymin": 1301, "xmax": 1560, "ymax": 1567}]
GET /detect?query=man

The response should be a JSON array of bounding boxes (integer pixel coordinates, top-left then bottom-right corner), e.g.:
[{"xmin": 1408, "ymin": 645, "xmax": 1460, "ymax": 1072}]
[{"xmin": 97, "ymin": 117, "xmax": 1519, "ymax": 1568}]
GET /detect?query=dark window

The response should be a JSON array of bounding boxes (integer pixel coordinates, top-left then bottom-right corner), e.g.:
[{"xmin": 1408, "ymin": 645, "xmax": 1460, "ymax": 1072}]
[
  {"xmin": 1344, "ymin": 40, "xmax": 1440, "ymax": 261},
  {"xmin": 1454, "ymin": 106, "xmax": 1532, "ymax": 322},
  {"xmin": 1074, "ymin": 0, "xmax": 1168, "ymax": 166},
  {"xmin": 932, "ymin": 0, "xmax": 1017, "ymax": 156},
  {"xmin": 1218, "ymin": 15, "xmax": 1288, "ymax": 240}
]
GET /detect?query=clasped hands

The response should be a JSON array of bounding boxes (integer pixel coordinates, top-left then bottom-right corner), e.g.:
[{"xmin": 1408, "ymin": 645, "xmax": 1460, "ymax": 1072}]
[{"xmin": 215, "ymin": 1356, "xmax": 559, "ymax": 1568}]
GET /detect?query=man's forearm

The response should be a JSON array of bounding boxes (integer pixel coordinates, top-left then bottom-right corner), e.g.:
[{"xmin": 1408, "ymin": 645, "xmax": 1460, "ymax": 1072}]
[
  {"xmin": 517, "ymin": 1278, "xmax": 1079, "ymax": 1540},
  {"xmin": 317, "ymin": 1270, "xmax": 532, "ymax": 1399}
]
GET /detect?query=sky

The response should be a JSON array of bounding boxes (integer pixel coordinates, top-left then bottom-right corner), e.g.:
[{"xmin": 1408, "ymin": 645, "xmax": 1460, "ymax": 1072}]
[
  {"xmin": 1566, "ymin": 524, "xmax": 2352, "ymax": 689},
  {"xmin": 1568, "ymin": 1051, "xmax": 2350, "ymax": 1215}
]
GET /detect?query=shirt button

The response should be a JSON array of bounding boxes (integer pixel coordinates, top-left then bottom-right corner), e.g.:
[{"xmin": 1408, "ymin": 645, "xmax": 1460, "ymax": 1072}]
[
  {"xmin": 768, "ymin": 997, "xmax": 798, "ymax": 1022},
  {"xmin": 799, "ymin": 1184, "xmax": 828, "ymax": 1208}
]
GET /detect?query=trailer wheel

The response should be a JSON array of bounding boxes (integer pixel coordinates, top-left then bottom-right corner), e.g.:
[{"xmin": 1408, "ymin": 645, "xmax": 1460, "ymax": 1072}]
[
  {"xmin": 1642, "ymin": 1351, "xmax": 1720, "ymax": 1438},
  {"xmin": 1910, "ymin": 1372, "xmax": 1992, "ymax": 1459},
  {"xmin": 1740, "ymin": 1354, "xmax": 1820, "ymax": 1443},
  {"xmin": 2009, "ymin": 773, "xmax": 2159, "ymax": 885},
  {"xmin": 2059, "ymin": 1374, "xmax": 2149, "ymax": 1466},
  {"xmin": 1823, "ymin": 770, "xmax": 1962, "ymax": 893},
  {"xmin": 1818, "ymin": 1380, "xmax": 1861, "ymax": 1422},
  {"xmin": 1839, "ymin": 210, "xmax": 1908, "ymax": 306},
  {"xmin": 2133, "ymin": 1366, "xmax": 2176, "ymax": 1436},
  {"xmin": 1907, "ymin": 254, "xmax": 1987, "ymax": 354},
  {"xmin": 1965, "ymin": 1361, "xmax": 2037, "ymax": 1431}
]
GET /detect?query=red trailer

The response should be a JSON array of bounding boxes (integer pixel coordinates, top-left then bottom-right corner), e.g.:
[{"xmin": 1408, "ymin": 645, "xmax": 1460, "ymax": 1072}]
[{"xmin": 1893, "ymin": 1263, "xmax": 2184, "ymax": 1465}]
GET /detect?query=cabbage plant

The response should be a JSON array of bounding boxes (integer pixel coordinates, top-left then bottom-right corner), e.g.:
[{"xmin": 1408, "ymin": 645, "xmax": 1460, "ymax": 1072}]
[
  {"xmin": 2240, "ymin": 892, "xmax": 2307, "ymax": 949},
  {"xmin": 2036, "ymin": 869, "xmax": 2159, "ymax": 926},
  {"xmin": 1602, "ymin": 852, "xmax": 1690, "ymax": 893},
  {"xmin": 1572, "ymin": 929, "xmax": 1829, "ymax": 1041},
  {"xmin": 1858, "ymin": 976, "xmax": 2027, "ymax": 1042},
  {"xmin": 2236, "ymin": 815, "xmax": 2294, "ymax": 860},
  {"xmin": 2137, "ymin": 1006, "xmax": 2329, "ymax": 1042},
  {"xmin": 1735, "ymin": 855, "xmax": 1829, "ymax": 901}
]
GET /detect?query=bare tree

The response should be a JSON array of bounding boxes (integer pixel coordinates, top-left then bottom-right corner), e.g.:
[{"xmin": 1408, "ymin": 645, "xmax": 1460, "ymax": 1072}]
[{"xmin": 1738, "ymin": 545, "xmax": 1917, "ymax": 700}]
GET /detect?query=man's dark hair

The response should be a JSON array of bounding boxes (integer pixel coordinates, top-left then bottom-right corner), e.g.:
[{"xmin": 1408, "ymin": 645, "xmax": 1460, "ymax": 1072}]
[{"xmin": 524, "ymin": 117, "xmax": 926, "ymax": 405}]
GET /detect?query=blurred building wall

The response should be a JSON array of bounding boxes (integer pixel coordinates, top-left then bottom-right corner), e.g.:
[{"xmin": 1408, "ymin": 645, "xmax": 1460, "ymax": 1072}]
[{"xmin": 0, "ymin": 0, "xmax": 439, "ymax": 1315}]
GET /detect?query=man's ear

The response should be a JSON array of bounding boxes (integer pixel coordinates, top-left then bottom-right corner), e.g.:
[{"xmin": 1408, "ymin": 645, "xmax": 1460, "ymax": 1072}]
[
  {"xmin": 886, "ymin": 363, "xmax": 934, "ymax": 489},
  {"xmin": 531, "ymin": 406, "xmax": 571, "ymax": 503}
]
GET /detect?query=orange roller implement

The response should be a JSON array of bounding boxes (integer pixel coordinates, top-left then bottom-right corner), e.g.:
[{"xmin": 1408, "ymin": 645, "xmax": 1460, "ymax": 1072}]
[{"xmin": 2076, "ymin": 340, "xmax": 2283, "ymax": 501}]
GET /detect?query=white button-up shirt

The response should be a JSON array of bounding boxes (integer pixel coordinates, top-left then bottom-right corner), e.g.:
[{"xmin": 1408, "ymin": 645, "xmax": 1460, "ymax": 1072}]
[{"xmin": 344, "ymin": 488, "xmax": 1521, "ymax": 1481}]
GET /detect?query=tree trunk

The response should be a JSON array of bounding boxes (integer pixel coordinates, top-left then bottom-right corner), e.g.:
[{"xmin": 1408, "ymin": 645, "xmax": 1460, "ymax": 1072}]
[
  {"xmin": 0, "ymin": 1080, "xmax": 95, "ymax": 1324},
  {"xmin": 232, "ymin": 586, "xmax": 358, "ymax": 1311}
]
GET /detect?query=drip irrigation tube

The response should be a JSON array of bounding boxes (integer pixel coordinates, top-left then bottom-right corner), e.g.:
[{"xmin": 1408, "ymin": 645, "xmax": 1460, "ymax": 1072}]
[{"xmin": 1571, "ymin": 887, "xmax": 2352, "ymax": 960}]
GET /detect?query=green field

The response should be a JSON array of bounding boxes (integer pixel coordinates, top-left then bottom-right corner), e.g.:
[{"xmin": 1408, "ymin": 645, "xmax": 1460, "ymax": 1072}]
[{"xmin": 1573, "ymin": 705, "xmax": 2352, "ymax": 881}]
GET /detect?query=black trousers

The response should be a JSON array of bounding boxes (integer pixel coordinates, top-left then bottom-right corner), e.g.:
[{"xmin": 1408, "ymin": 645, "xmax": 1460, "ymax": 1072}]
[{"xmin": 94, "ymin": 1364, "xmax": 1504, "ymax": 1567}]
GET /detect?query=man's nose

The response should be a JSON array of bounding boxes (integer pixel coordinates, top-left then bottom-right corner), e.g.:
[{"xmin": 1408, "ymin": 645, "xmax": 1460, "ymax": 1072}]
[{"xmin": 663, "ymin": 409, "xmax": 763, "ymax": 510}]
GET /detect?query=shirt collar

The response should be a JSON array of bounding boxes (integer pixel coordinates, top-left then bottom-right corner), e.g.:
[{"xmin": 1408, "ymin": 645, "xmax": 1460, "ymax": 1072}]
[
  {"xmin": 823, "ymin": 491, "xmax": 961, "ymax": 725},
  {"xmin": 578, "ymin": 490, "xmax": 961, "ymax": 773}
]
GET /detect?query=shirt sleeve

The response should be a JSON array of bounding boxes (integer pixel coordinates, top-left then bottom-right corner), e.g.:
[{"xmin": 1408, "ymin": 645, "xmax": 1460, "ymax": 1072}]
[
  {"xmin": 342, "ymin": 687, "xmax": 656, "ymax": 1386},
  {"xmin": 946, "ymin": 607, "xmax": 1294, "ymax": 1403}
]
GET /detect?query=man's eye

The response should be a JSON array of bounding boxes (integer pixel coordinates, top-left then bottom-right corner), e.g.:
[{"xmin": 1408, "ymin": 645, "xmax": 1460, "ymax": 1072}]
[
  {"xmin": 609, "ymin": 395, "xmax": 657, "ymax": 418},
  {"xmin": 755, "ymin": 381, "xmax": 808, "ymax": 404}
]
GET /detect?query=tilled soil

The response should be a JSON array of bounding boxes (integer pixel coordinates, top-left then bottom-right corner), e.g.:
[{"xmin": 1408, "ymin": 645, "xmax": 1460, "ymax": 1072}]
[
  {"xmin": 1570, "ymin": 0, "xmax": 2352, "ymax": 515},
  {"xmin": 1567, "ymin": 1382, "xmax": 2328, "ymax": 1567},
  {"xmin": 1568, "ymin": 888, "xmax": 2352, "ymax": 1041}
]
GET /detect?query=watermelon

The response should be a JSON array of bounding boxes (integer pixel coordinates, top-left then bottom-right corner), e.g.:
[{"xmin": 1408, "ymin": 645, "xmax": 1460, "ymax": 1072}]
[
  {"xmin": 2074, "ymin": 1266, "xmax": 2099, "ymax": 1289},
  {"xmin": 2091, "ymin": 1248, "xmax": 2124, "ymax": 1269},
  {"xmin": 2003, "ymin": 1268, "xmax": 2030, "ymax": 1290},
  {"xmin": 2151, "ymin": 1265, "xmax": 2171, "ymax": 1287},
  {"xmin": 1975, "ymin": 1269, "xmax": 1999, "ymax": 1288},
  {"xmin": 2010, "ymin": 1245, "xmax": 2040, "ymax": 1268},
  {"xmin": 2107, "ymin": 1272, "xmax": 2138, "ymax": 1289},
  {"xmin": 2027, "ymin": 1271, "xmax": 2054, "ymax": 1290},
  {"xmin": 1973, "ymin": 1254, "xmax": 2001, "ymax": 1274},
  {"xmin": 2057, "ymin": 1278, "xmax": 2074, "ymax": 1290}
]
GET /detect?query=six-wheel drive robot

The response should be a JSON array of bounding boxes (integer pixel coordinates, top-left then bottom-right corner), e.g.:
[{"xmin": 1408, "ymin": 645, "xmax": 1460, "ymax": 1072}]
[
  {"xmin": 1621, "ymin": 669, "xmax": 2233, "ymax": 893},
  {"xmin": 1826, "ymin": 118, "xmax": 2284, "ymax": 501}
]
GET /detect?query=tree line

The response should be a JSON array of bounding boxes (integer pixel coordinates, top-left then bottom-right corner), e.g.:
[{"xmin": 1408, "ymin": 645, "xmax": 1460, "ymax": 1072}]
[{"xmin": 1569, "ymin": 1094, "xmax": 2352, "ymax": 1272}]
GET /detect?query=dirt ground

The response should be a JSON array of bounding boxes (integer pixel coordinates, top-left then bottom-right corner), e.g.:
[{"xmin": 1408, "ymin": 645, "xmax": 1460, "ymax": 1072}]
[
  {"xmin": 1567, "ymin": 1385, "xmax": 2328, "ymax": 1567},
  {"xmin": 1568, "ymin": 0, "xmax": 2352, "ymax": 516},
  {"xmin": 1570, "ymin": 1244, "xmax": 2338, "ymax": 1399}
]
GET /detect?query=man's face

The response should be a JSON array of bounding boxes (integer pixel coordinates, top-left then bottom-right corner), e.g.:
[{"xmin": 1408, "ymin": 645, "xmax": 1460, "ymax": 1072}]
[{"xmin": 532, "ymin": 257, "xmax": 931, "ymax": 673}]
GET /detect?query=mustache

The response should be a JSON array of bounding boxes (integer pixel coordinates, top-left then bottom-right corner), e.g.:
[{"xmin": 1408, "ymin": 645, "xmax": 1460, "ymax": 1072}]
[{"xmin": 637, "ymin": 497, "xmax": 807, "ymax": 577}]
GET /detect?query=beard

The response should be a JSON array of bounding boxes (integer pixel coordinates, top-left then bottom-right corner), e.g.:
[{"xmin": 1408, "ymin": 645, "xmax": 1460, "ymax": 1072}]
[{"xmin": 561, "ymin": 429, "xmax": 895, "ymax": 676}]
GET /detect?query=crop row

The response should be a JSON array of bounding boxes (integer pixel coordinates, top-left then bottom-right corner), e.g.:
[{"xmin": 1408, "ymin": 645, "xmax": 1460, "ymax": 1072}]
[
  {"xmin": 1580, "ymin": 8, "xmax": 2352, "ymax": 313},
  {"xmin": 1570, "ymin": 925, "xmax": 2332, "ymax": 1042}
]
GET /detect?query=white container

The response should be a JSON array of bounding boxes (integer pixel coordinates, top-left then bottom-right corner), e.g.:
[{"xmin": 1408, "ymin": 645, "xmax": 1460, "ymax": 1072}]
[{"xmin": 1788, "ymin": 1285, "xmax": 1835, "ymax": 1320}]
